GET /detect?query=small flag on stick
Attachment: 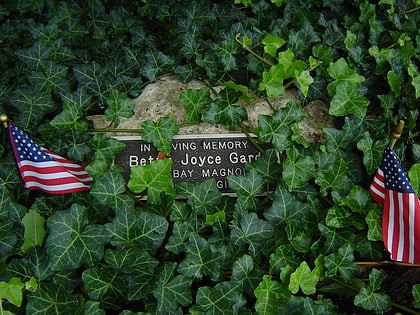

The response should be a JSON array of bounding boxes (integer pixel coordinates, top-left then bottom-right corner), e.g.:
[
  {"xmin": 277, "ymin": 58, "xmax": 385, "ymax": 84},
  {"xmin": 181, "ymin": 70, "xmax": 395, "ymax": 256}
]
[
  {"xmin": 5, "ymin": 120, "xmax": 92, "ymax": 194},
  {"xmin": 369, "ymin": 121, "xmax": 420, "ymax": 264}
]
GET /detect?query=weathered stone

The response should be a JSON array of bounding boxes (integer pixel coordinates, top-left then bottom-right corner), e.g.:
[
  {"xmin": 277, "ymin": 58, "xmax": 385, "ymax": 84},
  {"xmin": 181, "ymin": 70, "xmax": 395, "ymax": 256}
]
[{"xmin": 88, "ymin": 75, "xmax": 334, "ymax": 142}]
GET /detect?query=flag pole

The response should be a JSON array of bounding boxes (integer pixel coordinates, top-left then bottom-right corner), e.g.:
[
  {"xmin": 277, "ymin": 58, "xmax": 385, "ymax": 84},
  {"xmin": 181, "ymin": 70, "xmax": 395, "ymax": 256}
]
[
  {"xmin": 389, "ymin": 120, "xmax": 405, "ymax": 149},
  {"xmin": 0, "ymin": 114, "xmax": 9, "ymax": 128}
]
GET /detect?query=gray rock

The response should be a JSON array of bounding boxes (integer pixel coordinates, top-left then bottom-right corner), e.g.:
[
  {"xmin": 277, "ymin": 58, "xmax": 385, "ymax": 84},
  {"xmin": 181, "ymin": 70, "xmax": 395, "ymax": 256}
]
[{"xmin": 88, "ymin": 75, "xmax": 334, "ymax": 142}]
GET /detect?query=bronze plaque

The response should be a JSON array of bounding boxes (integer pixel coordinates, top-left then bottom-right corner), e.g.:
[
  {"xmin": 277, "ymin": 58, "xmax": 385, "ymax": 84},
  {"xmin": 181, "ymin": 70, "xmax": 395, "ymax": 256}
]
[{"xmin": 114, "ymin": 134, "xmax": 265, "ymax": 192}]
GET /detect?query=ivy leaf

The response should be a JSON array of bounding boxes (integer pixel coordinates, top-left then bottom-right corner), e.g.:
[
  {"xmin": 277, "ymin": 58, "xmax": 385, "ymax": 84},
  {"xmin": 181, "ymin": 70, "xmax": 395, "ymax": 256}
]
[
  {"xmin": 366, "ymin": 207, "xmax": 383, "ymax": 241},
  {"xmin": 220, "ymin": 80, "xmax": 255, "ymax": 105},
  {"xmin": 28, "ymin": 61, "xmax": 68, "ymax": 94},
  {"xmin": 202, "ymin": 87, "xmax": 247, "ymax": 130},
  {"xmin": 366, "ymin": 268, "xmax": 384, "ymax": 292},
  {"xmin": 87, "ymin": 134, "xmax": 126, "ymax": 176},
  {"xmin": 196, "ymin": 52, "xmax": 218, "ymax": 80},
  {"xmin": 90, "ymin": 167, "xmax": 132, "ymax": 210},
  {"xmin": 320, "ymin": 119, "xmax": 364, "ymax": 186},
  {"xmin": 259, "ymin": 49, "xmax": 306, "ymax": 98},
  {"xmin": 315, "ymin": 157, "xmax": 353, "ymax": 198},
  {"xmin": 152, "ymin": 263, "xmax": 192, "ymax": 313},
  {"xmin": 178, "ymin": 32, "xmax": 200, "ymax": 59},
  {"xmin": 282, "ymin": 146, "xmax": 315, "ymax": 191},
  {"xmin": 20, "ymin": 209, "xmax": 46, "ymax": 253},
  {"xmin": 288, "ymin": 20, "xmax": 320, "ymax": 58},
  {"xmin": 412, "ymin": 284, "xmax": 420, "ymax": 309},
  {"xmin": 324, "ymin": 243, "xmax": 361, "ymax": 282},
  {"xmin": 231, "ymin": 254, "xmax": 262, "ymax": 295},
  {"xmin": 289, "ymin": 261, "xmax": 319, "ymax": 295},
  {"xmin": 105, "ymin": 205, "xmax": 168, "ymax": 252},
  {"xmin": 264, "ymin": 185, "xmax": 311, "ymax": 227},
  {"xmin": 0, "ymin": 220, "xmax": 17, "ymax": 257},
  {"xmin": 82, "ymin": 267, "xmax": 126, "ymax": 306},
  {"xmin": 7, "ymin": 247, "xmax": 55, "ymax": 282},
  {"xmin": 259, "ymin": 63, "xmax": 286, "ymax": 98},
  {"xmin": 301, "ymin": 297, "xmax": 337, "ymax": 314},
  {"xmin": 140, "ymin": 49, "xmax": 174, "ymax": 82},
  {"xmin": 387, "ymin": 70, "xmax": 403, "ymax": 96},
  {"xmin": 73, "ymin": 61, "xmax": 110, "ymax": 99},
  {"xmin": 245, "ymin": 149, "xmax": 282, "ymax": 184},
  {"xmin": 340, "ymin": 185, "xmax": 372, "ymax": 213},
  {"xmin": 11, "ymin": 89, "xmax": 56, "ymax": 131},
  {"xmin": 327, "ymin": 57, "xmax": 365, "ymax": 95},
  {"xmin": 318, "ymin": 224, "xmax": 356, "ymax": 254},
  {"xmin": 105, "ymin": 248, "xmax": 159, "ymax": 301},
  {"xmin": 128, "ymin": 159, "xmax": 176, "ymax": 204},
  {"xmin": 409, "ymin": 164, "xmax": 420, "ymax": 195},
  {"xmin": 254, "ymin": 275, "xmax": 289, "ymax": 315},
  {"xmin": 165, "ymin": 221, "xmax": 195, "ymax": 254},
  {"xmin": 104, "ymin": 86, "xmax": 135, "ymax": 127},
  {"xmin": 50, "ymin": 97, "xmax": 89, "ymax": 132},
  {"xmin": 285, "ymin": 223, "xmax": 313, "ymax": 253},
  {"xmin": 50, "ymin": 39, "xmax": 76, "ymax": 64},
  {"xmin": 295, "ymin": 69, "xmax": 314, "ymax": 97},
  {"xmin": 329, "ymin": 81, "xmax": 369, "ymax": 118},
  {"xmin": 228, "ymin": 168, "xmax": 265, "ymax": 211},
  {"xmin": 357, "ymin": 132, "xmax": 388, "ymax": 175},
  {"xmin": 234, "ymin": 0, "xmax": 252, "ymax": 7},
  {"xmin": 104, "ymin": 247, "xmax": 159, "ymax": 272},
  {"xmin": 195, "ymin": 281, "xmax": 245, "ymax": 314},
  {"xmin": 323, "ymin": 116, "xmax": 364, "ymax": 154},
  {"xmin": 178, "ymin": 234, "xmax": 224, "ymax": 281},
  {"xmin": 231, "ymin": 212, "xmax": 274, "ymax": 255},
  {"xmin": 46, "ymin": 204, "xmax": 109, "ymax": 271},
  {"xmin": 325, "ymin": 205, "xmax": 365, "ymax": 229},
  {"xmin": 176, "ymin": 179, "xmax": 222, "ymax": 215},
  {"xmin": 0, "ymin": 186, "xmax": 11, "ymax": 221},
  {"xmin": 269, "ymin": 245, "xmax": 300, "ymax": 274},
  {"xmin": 215, "ymin": 37, "xmax": 238, "ymax": 71},
  {"xmin": 257, "ymin": 100, "xmax": 306, "ymax": 153},
  {"xmin": 408, "ymin": 62, "xmax": 420, "ymax": 98},
  {"xmin": 76, "ymin": 301, "xmax": 105, "ymax": 315},
  {"xmin": 354, "ymin": 269, "xmax": 391, "ymax": 312},
  {"xmin": 0, "ymin": 277, "xmax": 24, "ymax": 307},
  {"xmin": 26, "ymin": 283, "xmax": 79, "ymax": 314},
  {"xmin": 141, "ymin": 116, "xmax": 179, "ymax": 155},
  {"xmin": 262, "ymin": 33, "xmax": 286, "ymax": 57},
  {"xmin": 53, "ymin": 1, "xmax": 89, "ymax": 41},
  {"xmin": 179, "ymin": 87, "xmax": 212, "ymax": 123},
  {"xmin": 15, "ymin": 40, "xmax": 51, "ymax": 70},
  {"xmin": 83, "ymin": 6, "xmax": 111, "ymax": 38}
]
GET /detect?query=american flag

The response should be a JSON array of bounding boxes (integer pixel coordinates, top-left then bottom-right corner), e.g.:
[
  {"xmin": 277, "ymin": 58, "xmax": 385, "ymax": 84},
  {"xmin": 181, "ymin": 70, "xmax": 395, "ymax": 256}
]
[
  {"xmin": 370, "ymin": 146, "xmax": 420, "ymax": 264},
  {"xmin": 8, "ymin": 123, "xmax": 92, "ymax": 194}
]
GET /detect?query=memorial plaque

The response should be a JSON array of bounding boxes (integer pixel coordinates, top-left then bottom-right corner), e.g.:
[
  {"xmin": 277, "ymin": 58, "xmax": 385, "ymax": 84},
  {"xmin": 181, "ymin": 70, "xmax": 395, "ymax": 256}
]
[{"xmin": 114, "ymin": 134, "xmax": 267, "ymax": 192}]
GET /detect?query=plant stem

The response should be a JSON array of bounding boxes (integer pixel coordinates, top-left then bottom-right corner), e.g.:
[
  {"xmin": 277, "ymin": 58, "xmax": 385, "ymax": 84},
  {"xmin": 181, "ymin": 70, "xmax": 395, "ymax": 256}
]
[
  {"xmin": 332, "ymin": 278, "xmax": 420, "ymax": 315},
  {"xmin": 240, "ymin": 123, "xmax": 265, "ymax": 153},
  {"xmin": 89, "ymin": 122, "xmax": 197, "ymax": 134},
  {"xmin": 284, "ymin": 78, "xmax": 296, "ymax": 90},
  {"xmin": 356, "ymin": 260, "xmax": 420, "ymax": 267},
  {"xmin": 234, "ymin": 35, "xmax": 274, "ymax": 67},
  {"xmin": 204, "ymin": 80, "xmax": 220, "ymax": 95},
  {"xmin": 89, "ymin": 128, "xmax": 144, "ymax": 134},
  {"xmin": 400, "ymin": 6, "xmax": 420, "ymax": 15},
  {"xmin": 390, "ymin": 302, "xmax": 420, "ymax": 315}
]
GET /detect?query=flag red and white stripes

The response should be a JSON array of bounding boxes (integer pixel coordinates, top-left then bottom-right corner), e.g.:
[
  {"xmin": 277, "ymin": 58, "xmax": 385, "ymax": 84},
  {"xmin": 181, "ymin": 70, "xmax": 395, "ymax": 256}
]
[
  {"xmin": 370, "ymin": 146, "xmax": 420, "ymax": 264},
  {"xmin": 8, "ymin": 122, "xmax": 92, "ymax": 194}
]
